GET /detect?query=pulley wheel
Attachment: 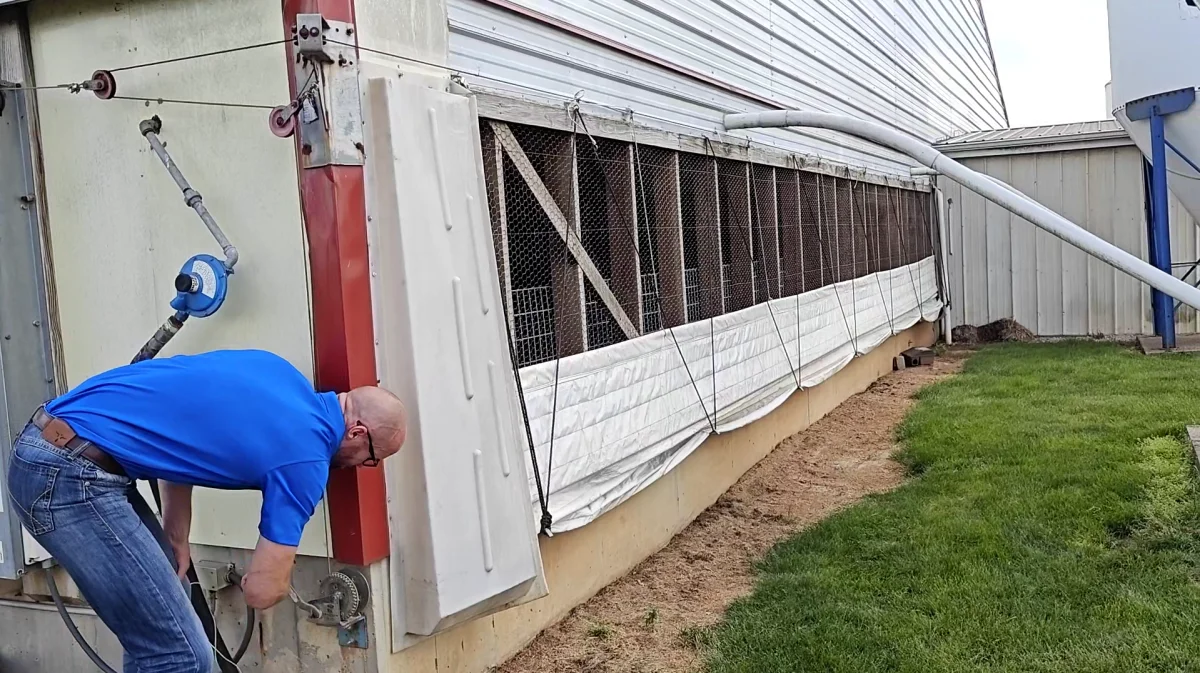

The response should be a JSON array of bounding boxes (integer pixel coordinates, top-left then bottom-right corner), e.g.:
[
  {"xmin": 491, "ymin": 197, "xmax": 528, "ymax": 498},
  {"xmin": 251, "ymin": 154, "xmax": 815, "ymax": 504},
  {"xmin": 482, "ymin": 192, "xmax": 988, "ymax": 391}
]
[
  {"xmin": 269, "ymin": 105, "xmax": 297, "ymax": 138},
  {"xmin": 90, "ymin": 70, "xmax": 116, "ymax": 100}
]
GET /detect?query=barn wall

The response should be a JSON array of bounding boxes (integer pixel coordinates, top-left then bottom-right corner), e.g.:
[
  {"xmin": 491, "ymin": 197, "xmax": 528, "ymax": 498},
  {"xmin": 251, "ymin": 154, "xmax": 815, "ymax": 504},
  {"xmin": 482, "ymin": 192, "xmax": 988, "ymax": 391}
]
[
  {"xmin": 942, "ymin": 143, "xmax": 1199, "ymax": 336},
  {"xmin": 448, "ymin": 0, "xmax": 1007, "ymax": 178}
]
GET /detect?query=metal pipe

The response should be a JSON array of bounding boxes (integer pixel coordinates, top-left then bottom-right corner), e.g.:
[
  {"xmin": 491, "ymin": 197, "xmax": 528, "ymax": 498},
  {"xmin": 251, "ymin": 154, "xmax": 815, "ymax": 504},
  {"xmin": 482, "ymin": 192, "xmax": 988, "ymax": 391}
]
[
  {"xmin": 139, "ymin": 117, "xmax": 239, "ymax": 270},
  {"xmin": 723, "ymin": 110, "xmax": 1200, "ymax": 313},
  {"xmin": 1166, "ymin": 138, "xmax": 1200, "ymax": 176}
]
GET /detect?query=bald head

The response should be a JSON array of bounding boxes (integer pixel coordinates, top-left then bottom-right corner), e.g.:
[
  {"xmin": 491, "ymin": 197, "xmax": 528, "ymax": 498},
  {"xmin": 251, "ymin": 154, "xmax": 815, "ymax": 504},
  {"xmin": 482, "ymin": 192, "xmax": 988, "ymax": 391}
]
[{"xmin": 333, "ymin": 386, "xmax": 407, "ymax": 468}]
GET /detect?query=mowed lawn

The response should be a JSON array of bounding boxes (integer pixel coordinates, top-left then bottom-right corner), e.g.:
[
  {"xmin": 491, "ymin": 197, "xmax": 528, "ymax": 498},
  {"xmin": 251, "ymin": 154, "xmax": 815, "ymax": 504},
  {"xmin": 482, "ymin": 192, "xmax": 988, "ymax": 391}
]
[{"xmin": 706, "ymin": 342, "xmax": 1200, "ymax": 673}]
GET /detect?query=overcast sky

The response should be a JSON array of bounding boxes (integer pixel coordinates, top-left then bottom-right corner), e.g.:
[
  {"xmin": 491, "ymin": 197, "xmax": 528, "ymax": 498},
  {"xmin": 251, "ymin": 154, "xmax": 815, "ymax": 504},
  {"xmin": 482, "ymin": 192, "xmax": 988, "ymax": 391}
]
[{"xmin": 981, "ymin": 0, "xmax": 1111, "ymax": 127}]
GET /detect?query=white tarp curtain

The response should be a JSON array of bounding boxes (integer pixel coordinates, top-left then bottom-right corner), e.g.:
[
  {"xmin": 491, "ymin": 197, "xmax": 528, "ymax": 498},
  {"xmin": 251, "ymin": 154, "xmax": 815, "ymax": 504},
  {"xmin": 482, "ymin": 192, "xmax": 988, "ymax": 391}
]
[{"xmin": 519, "ymin": 257, "xmax": 943, "ymax": 533}]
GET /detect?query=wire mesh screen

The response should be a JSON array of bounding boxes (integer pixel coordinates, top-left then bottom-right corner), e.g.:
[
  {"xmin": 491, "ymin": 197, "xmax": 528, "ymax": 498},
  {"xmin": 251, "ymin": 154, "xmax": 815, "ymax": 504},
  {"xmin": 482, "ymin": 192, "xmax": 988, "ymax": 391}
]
[
  {"xmin": 799, "ymin": 171, "xmax": 825, "ymax": 293},
  {"xmin": 511, "ymin": 286, "xmax": 555, "ymax": 366},
  {"xmin": 684, "ymin": 267, "xmax": 701, "ymax": 321},
  {"xmin": 479, "ymin": 119, "xmax": 939, "ymax": 368}
]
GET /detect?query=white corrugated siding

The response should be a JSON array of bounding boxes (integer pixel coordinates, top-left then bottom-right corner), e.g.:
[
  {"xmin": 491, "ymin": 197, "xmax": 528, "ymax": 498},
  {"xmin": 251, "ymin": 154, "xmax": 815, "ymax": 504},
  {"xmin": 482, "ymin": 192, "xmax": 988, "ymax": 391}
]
[
  {"xmin": 942, "ymin": 145, "xmax": 1200, "ymax": 336},
  {"xmin": 447, "ymin": 0, "xmax": 1006, "ymax": 179}
]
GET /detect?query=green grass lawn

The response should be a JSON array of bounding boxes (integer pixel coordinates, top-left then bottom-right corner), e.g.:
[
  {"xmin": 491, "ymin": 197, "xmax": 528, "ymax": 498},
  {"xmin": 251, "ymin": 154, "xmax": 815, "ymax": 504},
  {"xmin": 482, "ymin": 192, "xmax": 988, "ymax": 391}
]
[{"xmin": 705, "ymin": 342, "xmax": 1200, "ymax": 673}]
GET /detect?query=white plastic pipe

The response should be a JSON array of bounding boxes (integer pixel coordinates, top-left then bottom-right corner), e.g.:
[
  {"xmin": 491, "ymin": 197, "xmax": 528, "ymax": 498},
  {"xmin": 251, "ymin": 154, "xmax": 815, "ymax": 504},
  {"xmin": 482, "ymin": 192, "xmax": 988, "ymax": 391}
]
[
  {"xmin": 725, "ymin": 110, "xmax": 1200, "ymax": 311},
  {"xmin": 933, "ymin": 177, "xmax": 953, "ymax": 345}
]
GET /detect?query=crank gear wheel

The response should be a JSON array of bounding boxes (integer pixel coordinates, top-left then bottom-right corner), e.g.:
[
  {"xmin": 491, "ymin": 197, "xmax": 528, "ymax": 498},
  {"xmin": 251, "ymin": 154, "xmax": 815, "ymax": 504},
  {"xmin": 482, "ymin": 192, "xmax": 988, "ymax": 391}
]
[{"xmin": 319, "ymin": 569, "xmax": 369, "ymax": 620}]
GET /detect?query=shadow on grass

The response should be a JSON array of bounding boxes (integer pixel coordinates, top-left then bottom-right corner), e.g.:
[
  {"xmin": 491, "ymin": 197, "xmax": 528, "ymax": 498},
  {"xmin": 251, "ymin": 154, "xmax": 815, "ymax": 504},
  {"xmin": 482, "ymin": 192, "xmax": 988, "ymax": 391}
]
[{"xmin": 706, "ymin": 342, "xmax": 1200, "ymax": 673}]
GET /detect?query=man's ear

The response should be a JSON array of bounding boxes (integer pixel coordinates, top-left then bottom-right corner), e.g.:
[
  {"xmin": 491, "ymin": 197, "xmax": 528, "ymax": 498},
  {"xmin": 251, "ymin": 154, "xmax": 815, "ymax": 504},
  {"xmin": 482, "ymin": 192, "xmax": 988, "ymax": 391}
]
[{"xmin": 346, "ymin": 422, "xmax": 367, "ymax": 440}]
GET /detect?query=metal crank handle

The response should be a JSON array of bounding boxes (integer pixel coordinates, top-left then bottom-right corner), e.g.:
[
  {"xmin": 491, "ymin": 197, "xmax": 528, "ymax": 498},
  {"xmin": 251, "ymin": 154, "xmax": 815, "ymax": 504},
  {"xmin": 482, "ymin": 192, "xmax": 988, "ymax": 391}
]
[{"xmin": 289, "ymin": 585, "xmax": 323, "ymax": 620}]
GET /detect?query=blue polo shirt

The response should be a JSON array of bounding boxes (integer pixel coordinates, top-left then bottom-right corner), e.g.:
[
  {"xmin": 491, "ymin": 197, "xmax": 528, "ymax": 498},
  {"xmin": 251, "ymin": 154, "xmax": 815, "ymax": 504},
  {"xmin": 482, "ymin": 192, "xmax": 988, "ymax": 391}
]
[{"xmin": 45, "ymin": 350, "xmax": 345, "ymax": 547}]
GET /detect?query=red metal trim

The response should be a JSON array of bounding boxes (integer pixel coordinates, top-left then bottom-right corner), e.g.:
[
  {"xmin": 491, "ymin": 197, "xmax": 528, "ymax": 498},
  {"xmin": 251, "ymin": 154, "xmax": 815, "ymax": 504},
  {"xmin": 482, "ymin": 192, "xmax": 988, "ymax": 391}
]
[
  {"xmin": 475, "ymin": 0, "xmax": 783, "ymax": 112},
  {"xmin": 283, "ymin": 0, "xmax": 389, "ymax": 566}
]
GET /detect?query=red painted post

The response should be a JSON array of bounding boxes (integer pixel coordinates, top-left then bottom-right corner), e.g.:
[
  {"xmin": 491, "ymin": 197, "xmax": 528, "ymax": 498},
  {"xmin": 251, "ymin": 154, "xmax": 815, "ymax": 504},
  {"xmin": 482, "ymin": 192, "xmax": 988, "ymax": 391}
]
[{"xmin": 282, "ymin": 0, "xmax": 389, "ymax": 566}]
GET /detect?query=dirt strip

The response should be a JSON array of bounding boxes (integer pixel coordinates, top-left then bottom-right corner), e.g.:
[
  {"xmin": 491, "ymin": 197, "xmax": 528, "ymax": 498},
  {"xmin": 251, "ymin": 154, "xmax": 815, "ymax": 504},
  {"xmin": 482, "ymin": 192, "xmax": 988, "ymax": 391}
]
[{"xmin": 500, "ymin": 350, "xmax": 968, "ymax": 673}]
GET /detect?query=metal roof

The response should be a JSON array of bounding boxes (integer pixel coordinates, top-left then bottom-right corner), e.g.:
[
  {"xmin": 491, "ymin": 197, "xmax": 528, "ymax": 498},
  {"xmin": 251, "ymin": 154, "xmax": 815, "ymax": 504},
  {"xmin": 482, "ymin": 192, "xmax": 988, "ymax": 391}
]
[{"xmin": 935, "ymin": 120, "xmax": 1131, "ymax": 157}]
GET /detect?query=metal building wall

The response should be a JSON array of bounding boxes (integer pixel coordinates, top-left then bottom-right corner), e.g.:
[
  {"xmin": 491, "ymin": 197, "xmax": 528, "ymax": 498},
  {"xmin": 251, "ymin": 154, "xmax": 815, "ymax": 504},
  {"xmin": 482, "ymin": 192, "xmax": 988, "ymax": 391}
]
[
  {"xmin": 941, "ymin": 144, "xmax": 1200, "ymax": 336},
  {"xmin": 447, "ymin": 0, "xmax": 1007, "ymax": 179}
]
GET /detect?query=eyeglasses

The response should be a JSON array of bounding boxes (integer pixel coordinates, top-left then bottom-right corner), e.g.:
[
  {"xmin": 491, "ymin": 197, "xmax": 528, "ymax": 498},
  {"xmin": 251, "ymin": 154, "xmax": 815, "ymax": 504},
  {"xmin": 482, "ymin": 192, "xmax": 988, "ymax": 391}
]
[{"xmin": 363, "ymin": 428, "xmax": 380, "ymax": 468}]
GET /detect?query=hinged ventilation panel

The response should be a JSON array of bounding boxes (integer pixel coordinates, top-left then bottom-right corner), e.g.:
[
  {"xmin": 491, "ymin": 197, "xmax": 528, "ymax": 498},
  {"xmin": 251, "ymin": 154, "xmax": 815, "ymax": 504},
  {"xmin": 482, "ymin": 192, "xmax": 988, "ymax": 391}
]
[{"xmin": 365, "ymin": 77, "xmax": 546, "ymax": 648}]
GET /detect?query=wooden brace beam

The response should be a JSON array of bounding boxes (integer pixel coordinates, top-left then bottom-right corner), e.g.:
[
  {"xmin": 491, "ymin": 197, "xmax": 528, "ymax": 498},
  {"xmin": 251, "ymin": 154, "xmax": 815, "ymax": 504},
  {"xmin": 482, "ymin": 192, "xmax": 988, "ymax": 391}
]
[{"xmin": 490, "ymin": 121, "xmax": 640, "ymax": 340}]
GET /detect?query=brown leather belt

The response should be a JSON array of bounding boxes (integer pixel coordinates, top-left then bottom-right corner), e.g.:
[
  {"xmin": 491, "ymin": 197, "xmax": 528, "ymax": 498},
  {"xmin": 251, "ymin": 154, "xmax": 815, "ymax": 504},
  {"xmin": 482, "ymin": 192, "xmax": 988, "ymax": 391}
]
[{"xmin": 31, "ymin": 407, "xmax": 127, "ymax": 477}]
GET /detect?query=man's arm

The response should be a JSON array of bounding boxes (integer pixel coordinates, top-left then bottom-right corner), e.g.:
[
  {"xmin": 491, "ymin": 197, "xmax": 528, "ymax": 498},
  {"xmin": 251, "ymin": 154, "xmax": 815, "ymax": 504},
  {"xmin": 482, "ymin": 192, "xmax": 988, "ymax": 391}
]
[
  {"xmin": 252, "ymin": 460, "xmax": 328, "ymax": 609},
  {"xmin": 159, "ymin": 481, "xmax": 193, "ymax": 579},
  {"xmin": 241, "ymin": 537, "xmax": 298, "ymax": 609}
]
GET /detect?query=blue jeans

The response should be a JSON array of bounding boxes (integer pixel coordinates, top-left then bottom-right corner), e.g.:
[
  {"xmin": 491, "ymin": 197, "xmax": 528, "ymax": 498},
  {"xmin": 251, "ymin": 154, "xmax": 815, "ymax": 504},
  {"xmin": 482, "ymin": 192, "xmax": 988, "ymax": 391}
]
[{"xmin": 6, "ymin": 423, "xmax": 213, "ymax": 673}]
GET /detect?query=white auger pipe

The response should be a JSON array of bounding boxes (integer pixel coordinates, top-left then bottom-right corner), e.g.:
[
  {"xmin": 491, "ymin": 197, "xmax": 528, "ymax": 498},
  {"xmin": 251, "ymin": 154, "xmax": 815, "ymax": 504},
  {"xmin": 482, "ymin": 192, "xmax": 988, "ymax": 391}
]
[{"xmin": 725, "ymin": 110, "xmax": 1200, "ymax": 312}]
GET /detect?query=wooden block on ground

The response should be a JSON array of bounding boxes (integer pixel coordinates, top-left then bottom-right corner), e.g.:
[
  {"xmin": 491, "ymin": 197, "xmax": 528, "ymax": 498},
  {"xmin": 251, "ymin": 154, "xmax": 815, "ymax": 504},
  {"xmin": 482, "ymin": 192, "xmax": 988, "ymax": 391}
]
[{"xmin": 893, "ymin": 355, "xmax": 906, "ymax": 371}]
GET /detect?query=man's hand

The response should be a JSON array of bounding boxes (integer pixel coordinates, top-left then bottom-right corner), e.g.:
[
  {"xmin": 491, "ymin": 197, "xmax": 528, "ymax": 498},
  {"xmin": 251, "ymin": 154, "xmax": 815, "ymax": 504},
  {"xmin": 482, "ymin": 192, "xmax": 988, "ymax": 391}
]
[
  {"xmin": 242, "ymin": 537, "xmax": 299, "ymax": 610},
  {"xmin": 171, "ymin": 539, "xmax": 192, "ymax": 580},
  {"xmin": 159, "ymin": 481, "xmax": 193, "ymax": 579}
]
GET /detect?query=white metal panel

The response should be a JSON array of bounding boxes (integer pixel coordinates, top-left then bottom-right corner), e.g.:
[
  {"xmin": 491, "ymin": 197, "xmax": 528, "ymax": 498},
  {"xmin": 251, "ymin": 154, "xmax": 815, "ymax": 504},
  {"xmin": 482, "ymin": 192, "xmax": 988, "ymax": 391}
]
[
  {"xmin": 27, "ymin": 0, "xmax": 327, "ymax": 556},
  {"xmin": 960, "ymin": 161, "xmax": 988, "ymax": 325},
  {"xmin": 1033, "ymin": 153, "xmax": 1065, "ymax": 335},
  {"xmin": 1086, "ymin": 149, "xmax": 1117, "ymax": 335},
  {"xmin": 447, "ymin": 0, "xmax": 1006, "ymax": 180},
  {"xmin": 1008, "ymin": 154, "xmax": 1038, "ymax": 330},
  {"xmin": 1113, "ymin": 151, "xmax": 1149, "ymax": 335},
  {"xmin": 366, "ymin": 78, "xmax": 544, "ymax": 645},
  {"xmin": 983, "ymin": 156, "xmax": 1012, "ymax": 321},
  {"xmin": 1060, "ymin": 152, "xmax": 1091, "ymax": 335},
  {"xmin": 949, "ymin": 146, "xmax": 1200, "ymax": 336}
]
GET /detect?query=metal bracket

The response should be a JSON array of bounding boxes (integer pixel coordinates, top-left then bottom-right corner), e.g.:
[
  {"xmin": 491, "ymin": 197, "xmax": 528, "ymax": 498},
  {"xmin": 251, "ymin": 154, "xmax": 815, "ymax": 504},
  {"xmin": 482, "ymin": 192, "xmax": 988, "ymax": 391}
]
[
  {"xmin": 1126, "ymin": 88, "xmax": 1196, "ymax": 121},
  {"xmin": 194, "ymin": 561, "xmax": 236, "ymax": 595},
  {"xmin": 289, "ymin": 14, "xmax": 364, "ymax": 168},
  {"xmin": 294, "ymin": 14, "xmax": 334, "ymax": 62}
]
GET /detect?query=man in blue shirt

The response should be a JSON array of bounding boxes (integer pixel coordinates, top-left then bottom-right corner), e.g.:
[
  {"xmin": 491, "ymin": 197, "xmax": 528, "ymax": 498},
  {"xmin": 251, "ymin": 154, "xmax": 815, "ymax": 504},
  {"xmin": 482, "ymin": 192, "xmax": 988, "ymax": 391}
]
[{"xmin": 5, "ymin": 349, "xmax": 407, "ymax": 673}]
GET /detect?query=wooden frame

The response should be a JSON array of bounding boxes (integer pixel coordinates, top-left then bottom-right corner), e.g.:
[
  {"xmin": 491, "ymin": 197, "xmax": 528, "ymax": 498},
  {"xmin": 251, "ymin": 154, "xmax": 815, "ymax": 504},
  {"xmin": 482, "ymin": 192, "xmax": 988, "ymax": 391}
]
[
  {"xmin": 474, "ymin": 93, "xmax": 930, "ymax": 193},
  {"xmin": 641, "ymin": 147, "xmax": 687, "ymax": 328},
  {"xmin": 752, "ymin": 164, "xmax": 781, "ymax": 300},
  {"xmin": 604, "ymin": 142, "xmax": 643, "ymax": 334},
  {"xmin": 480, "ymin": 124, "xmax": 514, "ymax": 333},
  {"xmin": 679, "ymin": 153, "xmax": 724, "ymax": 319},
  {"xmin": 718, "ymin": 159, "xmax": 754, "ymax": 311},
  {"xmin": 491, "ymin": 122, "xmax": 639, "ymax": 344},
  {"xmin": 778, "ymin": 168, "xmax": 804, "ymax": 297}
]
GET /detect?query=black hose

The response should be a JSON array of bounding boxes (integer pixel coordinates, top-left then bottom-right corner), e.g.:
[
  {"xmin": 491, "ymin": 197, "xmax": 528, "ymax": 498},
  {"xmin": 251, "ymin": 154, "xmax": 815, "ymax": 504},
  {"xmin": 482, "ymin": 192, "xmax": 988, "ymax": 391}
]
[
  {"xmin": 227, "ymin": 568, "xmax": 256, "ymax": 662},
  {"xmin": 45, "ymin": 567, "xmax": 119, "ymax": 673},
  {"xmin": 144, "ymin": 480, "xmax": 241, "ymax": 673}
]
